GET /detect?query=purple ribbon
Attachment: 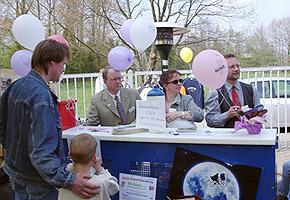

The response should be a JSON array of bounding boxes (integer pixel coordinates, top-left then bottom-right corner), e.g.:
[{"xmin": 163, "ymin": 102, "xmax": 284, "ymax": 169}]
[{"xmin": 234, "ymin": 116, "xmax": 263, "ymax": 135}]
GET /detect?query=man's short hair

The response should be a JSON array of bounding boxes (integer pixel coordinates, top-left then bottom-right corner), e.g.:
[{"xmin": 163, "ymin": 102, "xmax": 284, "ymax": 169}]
[
  {"xmin": 102, "ymin": 66, "xmax": 120, "ymax": 80},
  {"xmin": 32, "ymin": 39, "xmax": 70, "ymax": 75},
  {"xmin": 223, "ymin": 53, "xmax": 236, "ymax": 59},
  {"xmin": 70, "ymin": 133, "xmax": 97, "ymax": 164}
]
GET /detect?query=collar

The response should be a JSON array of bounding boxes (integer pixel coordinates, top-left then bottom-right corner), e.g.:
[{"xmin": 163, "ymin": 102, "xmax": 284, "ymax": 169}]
[
  {"xmin": 28, "ymin": 70, "xmax": 58, "ymax": 102},
  {"xmin": 225, "ymin": 81, "xmax": 241, "ymax": 92},
  {"xmin": 29, "ymin": 70, "xmax": 50, "ymax": 90},
  {"xmin": 172, "ymin": 93, "xmax": 182, "ymax": 105},
  {"xmin": 107, "ymin": 90, "xmax": 121, "ymax": 100}
]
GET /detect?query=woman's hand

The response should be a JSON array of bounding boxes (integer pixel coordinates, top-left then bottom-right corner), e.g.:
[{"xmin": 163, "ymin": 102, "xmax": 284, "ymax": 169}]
[{"xmin": 166, "ymin": 112, "xmax": 182, "ymax": 123}]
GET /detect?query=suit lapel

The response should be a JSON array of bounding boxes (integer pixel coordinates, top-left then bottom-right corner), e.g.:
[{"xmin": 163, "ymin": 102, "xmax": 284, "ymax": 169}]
[
  {"xmin": 102, "ymin": 90, "xmax": 120, "ymax": 117},
  {"xmin": 221, "ymin": 85, "xmax": 233, "ymax": 106}
]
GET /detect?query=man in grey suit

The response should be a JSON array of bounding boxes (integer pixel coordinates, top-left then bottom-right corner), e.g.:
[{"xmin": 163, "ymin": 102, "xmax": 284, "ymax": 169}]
[{"xmin": 85, "ymin": 67, "xmax": 141, "ymax": 126}]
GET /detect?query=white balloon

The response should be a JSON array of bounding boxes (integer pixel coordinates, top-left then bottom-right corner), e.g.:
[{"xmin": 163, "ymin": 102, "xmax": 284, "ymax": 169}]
[
  {"xmin": 12, "ymin": 14, "xmax": 45, "ymax": 51},
  {"xmin": 130, "ymin": 17, "xmax": 157, "ymax": 52},
  {"xmin": 120, "ymin": 19, "xmax": 135, "ymax": 45}
]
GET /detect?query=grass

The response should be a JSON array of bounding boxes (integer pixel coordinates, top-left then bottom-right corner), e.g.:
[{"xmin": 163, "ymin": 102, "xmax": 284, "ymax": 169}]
[{"xmin": 55, "ymin": 78, "xmax": 96, "ymax": 119}]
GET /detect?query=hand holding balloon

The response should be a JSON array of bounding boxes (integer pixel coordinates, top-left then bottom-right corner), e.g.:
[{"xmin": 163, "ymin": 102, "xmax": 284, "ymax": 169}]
[{"xmin": 227, "ymin": 106, "xmax": 241, "ymax": 119}]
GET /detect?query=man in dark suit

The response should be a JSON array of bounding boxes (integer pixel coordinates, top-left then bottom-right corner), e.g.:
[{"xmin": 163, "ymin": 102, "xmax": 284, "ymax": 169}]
[
  {"xmin": 85, "ymin": 67, "xmax": 141, "ymax": 126},
  {"xmin": 205, "ymin": 53, "xmax": 261, "ymax": 128}
]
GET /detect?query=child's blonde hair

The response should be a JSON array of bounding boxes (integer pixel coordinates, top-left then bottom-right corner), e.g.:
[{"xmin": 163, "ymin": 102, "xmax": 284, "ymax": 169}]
[{"xmin": 70, "ymin": 133, "xmax": 97, "ymax": 164}]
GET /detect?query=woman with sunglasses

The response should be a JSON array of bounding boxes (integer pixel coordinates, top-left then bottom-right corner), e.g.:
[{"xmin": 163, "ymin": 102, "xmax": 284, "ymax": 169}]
[{"xmin": 159, "ymin": 69, "xmax": 204, "ymax": 125}]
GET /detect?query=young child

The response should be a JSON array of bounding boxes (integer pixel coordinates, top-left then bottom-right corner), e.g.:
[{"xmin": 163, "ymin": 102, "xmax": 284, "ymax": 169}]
[{"xmin": 58, "ymin": 133, "xmax": 119, "ymax": 200}]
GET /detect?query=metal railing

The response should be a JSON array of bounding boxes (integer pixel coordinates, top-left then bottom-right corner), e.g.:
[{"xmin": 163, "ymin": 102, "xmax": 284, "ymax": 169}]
[{"xmin": 55, "ymin": 66, "xmax": 290, "ymax": 146}]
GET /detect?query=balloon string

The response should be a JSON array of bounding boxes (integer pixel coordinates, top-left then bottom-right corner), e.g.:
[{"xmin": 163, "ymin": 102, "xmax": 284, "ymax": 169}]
[
  {"xmin": 133, "ymin": 51, "xmax": 154, "ymax": 72},
  {"xmin": 217, "ymin": 89, "xmax": 241, "ymax": 120},
  {"xmin": 132, "ymin": 51, "xmax": 161, "ymax": 87}
]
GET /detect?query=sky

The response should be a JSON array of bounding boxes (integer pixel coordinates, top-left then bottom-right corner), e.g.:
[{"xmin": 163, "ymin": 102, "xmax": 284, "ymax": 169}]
[
  {"xmin": 255, "ymin": 0, "xmax": 290, "ymax": 25},
  {"xmin": 224, "ymin": 0, "xmax": 290, "ymax": 31}
]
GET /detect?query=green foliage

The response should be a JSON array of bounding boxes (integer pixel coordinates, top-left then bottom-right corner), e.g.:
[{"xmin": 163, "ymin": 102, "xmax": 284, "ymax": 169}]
[
  {"xmin": 66, "ymin": 47, "xmax": 107, "ymax": 74},
  {"xmin": 240, "ymin": 29, "xmax": 279, "ymax": 67},
  {"xmin": 240, "ymin": 51, "xmax": 279, "ymax": 67},
  {"xmin": 168, "ymin": 48, "xmax": 192, "ymax": 70},
  {"xmin": 0, "ymin": 42, "xmax": 23, "ymax": 69}
]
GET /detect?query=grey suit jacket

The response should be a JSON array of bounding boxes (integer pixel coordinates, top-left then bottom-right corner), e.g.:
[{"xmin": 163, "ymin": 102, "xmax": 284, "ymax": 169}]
[{"xmin": 85, "ymin": 88, "xmax": 141, "ymax": 126}]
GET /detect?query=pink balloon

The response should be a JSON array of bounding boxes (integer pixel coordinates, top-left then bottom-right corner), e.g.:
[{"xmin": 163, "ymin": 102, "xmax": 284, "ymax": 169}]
[
  {"xmin": 10, "ymin": 50, "xmax": 33, "ymax": 77},
  {"xmin": 192, "ymin": 49, "xmax": 228, "ymax": 90},
  {"xmin": 108, "ymin": 46, "xmax": 134, "ymax": 71},
  {"xmin": 120, "ymin": 19, "xmax": 134, "ymax": 45},
  {"xmin": 48, "ymin": 35, "xmax": 69, "ymax": 47}
]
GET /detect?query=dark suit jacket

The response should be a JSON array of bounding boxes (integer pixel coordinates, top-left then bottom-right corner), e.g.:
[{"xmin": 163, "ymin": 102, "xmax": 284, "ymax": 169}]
[
  {"xmin": 85, "ymin": 88, "xmax": 141, "ymax": 126},
  {"xmin": 218, "ymin": 82, "xmax": 254, "ymax": 128}
]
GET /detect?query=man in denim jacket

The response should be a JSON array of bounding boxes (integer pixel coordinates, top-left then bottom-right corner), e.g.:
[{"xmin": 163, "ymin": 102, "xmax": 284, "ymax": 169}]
[{"xmin": 0, "ymin": 39, "xmax": 99, "ymax": 199}]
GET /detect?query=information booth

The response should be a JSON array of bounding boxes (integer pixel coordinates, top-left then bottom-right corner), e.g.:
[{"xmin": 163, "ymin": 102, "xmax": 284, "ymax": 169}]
[{"xmin": 62, "ymin": 126, "xmax": 277, "ymax": 200}]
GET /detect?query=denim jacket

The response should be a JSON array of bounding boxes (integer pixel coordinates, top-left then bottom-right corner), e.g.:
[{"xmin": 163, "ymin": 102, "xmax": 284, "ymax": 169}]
[{"xmin": 0, "ymin": 70, "xmax": 75, "ymax": 188}]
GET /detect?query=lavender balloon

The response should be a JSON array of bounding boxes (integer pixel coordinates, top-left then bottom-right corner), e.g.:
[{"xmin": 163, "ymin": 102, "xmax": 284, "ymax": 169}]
[
  {"xmin": 120, "ymin": 19, "xmax": 134, "ymax": 45},
  {"xmin": 10, "ymin": 50, "xmax": 33, "ymax": 77},
  {"xmin": 108, "ymin": 46, "xmax": 134, "ymax": 71}
]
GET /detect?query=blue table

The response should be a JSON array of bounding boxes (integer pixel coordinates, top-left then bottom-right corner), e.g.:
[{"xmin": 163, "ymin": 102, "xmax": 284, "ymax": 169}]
[{"xmin": 63, "ymin": 127, "xmax": 277, "ymax": 200}]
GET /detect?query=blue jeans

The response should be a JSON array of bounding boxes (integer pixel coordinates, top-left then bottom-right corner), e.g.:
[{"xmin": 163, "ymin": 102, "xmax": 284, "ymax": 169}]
[
  {"xmin": 278, "ymin": 160, "xmax": 290, "ymax": 198},
  {"xmin": 11, "ymin": 179, "xmax": 58, "ymax": 200}
]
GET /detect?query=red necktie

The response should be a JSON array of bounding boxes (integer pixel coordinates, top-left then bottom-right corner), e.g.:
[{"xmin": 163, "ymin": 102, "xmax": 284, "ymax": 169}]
[{"xmin": 231, "ymin": 86, "xmax": 241, "ymax": 106}]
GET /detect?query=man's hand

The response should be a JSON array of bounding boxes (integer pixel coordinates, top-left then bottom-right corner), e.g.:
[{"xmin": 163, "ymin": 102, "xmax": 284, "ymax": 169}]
[
  {"xmin": 71, "ymin": 172, "xmax": 100, "ymax": 199},
  {"xmin": 227, "ymin": 106, "xmax": 241, "ymax": 119}
]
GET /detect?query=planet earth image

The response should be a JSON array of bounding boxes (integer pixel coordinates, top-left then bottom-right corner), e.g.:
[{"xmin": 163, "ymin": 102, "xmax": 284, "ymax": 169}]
[{"xmin": 183, "ymin": 161, "xmax": 240, "ymax": 200}]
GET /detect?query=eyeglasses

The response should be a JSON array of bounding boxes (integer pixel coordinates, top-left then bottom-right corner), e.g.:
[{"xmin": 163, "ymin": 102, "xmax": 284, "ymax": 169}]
[
  {"xmin": 228, "ymin": 64, "xmax": 240, "ymax": 69},
  {"xmin": 167, "ymin": 79, "xmax": 183, "ymax": 84},
  {"xmin": 107, "ymin": 77, "xmax": 122, "ymax": 82}
]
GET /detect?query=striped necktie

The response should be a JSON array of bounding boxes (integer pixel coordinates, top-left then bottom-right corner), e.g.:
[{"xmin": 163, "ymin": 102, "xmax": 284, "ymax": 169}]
[{"xmin": 115, "ymin": 95, "xmax": 128, "ymax": 125}]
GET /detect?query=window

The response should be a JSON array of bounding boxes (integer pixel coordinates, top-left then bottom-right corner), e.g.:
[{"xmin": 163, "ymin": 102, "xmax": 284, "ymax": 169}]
[
  {"xmin": 251, "ymin": 81, "xmax": 270, "ymax": 98},
  {"xmin": 273, "ymin": 80, "xmax": 290, "ymax": 98}
]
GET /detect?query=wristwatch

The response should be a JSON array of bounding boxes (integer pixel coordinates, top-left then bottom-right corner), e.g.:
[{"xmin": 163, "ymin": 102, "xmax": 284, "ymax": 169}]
[{"xmin": 181, "ymin": 112, "xmax": 185, "ymax": 119}]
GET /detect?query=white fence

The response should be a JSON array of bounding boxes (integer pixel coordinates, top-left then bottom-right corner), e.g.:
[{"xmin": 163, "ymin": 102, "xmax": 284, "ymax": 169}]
[{"xmin": 55, "ymin": 66, "xmax": 290, "ymax": 146}]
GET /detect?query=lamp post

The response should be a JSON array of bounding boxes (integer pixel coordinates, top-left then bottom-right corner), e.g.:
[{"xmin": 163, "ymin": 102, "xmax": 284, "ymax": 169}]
[{"xmin": 155, "ymin": 22, "xmax": 190, "ymax": 73}]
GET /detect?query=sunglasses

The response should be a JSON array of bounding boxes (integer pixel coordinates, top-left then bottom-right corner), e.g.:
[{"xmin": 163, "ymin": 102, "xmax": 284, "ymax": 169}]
[{"xmin": 167, "ymin": 79, "xmax": 183, "ymax": 84}]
